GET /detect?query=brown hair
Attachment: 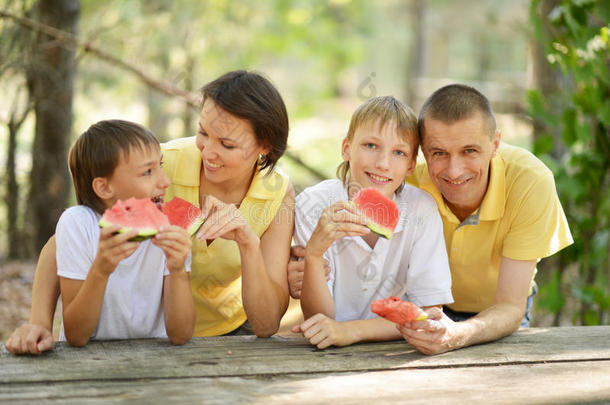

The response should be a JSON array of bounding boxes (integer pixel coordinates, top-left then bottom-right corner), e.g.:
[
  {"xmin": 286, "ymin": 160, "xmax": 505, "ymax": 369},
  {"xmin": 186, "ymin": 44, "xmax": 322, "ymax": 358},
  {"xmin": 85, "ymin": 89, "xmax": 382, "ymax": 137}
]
[
  {"xmin": 418, "ymin": 84, "xmax": 496, "ymax": 141},
  {"xmin": 201, "ymin": 70, "xmax": 289, "ymax": 173},
  {"xmin": 337, "ymin": 96, "xmax": 418, "ymax": 185},
  {"xmin": 69, "ymin": 120, "xmax": 160, "ymax": 214}
]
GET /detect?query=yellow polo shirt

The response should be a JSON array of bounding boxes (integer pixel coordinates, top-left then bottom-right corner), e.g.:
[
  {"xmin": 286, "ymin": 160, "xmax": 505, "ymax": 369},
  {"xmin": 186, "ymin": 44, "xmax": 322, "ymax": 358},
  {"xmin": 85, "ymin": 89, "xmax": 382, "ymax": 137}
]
[
  {"xmin": 407, "ymin": 143, "xmax": 573, "ymax": 313},
  {"xmin": 161, "ymin": 137, "xmax": 289, "ymax": 336}
]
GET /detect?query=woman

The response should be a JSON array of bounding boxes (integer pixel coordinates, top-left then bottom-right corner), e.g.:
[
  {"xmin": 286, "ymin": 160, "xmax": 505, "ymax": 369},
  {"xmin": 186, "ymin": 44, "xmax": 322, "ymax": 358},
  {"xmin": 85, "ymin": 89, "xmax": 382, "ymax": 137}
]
[{"xmin": 6, "ymin": 70, "xmax": 294, "ymax": 353}]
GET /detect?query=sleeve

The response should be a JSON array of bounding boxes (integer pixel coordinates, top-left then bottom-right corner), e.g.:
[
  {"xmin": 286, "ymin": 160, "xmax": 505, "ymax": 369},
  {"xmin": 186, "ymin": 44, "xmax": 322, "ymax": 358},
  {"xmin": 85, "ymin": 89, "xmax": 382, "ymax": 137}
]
[
  {"xmin": 56, "ymin": 207, "xmax": 99, "ymax": 280},
  {"xmin": 293, "ymin": 188, "xmax": 336, "ymax": 295},
  {"xmin": 404, "ymin": 196, "xmax": 454, "ymax": 307},
  {"xmin": 502, "ymin": 171, "xmax": 573, "ymax": 260}
]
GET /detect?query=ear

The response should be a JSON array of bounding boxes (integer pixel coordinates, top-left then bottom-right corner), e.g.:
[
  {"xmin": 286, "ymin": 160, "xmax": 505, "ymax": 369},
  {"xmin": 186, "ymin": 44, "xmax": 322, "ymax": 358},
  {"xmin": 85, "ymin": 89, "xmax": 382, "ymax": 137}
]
[
  {"xmin": 341, "ymin": 137, "xmax": 351, "ymax": 162},
  {"xmin": 491, "ymin": 130, "xmax": 502, "ymax": 157},
  {"xmin": 92, "ymin": 177, "xmax": 114, "ymax": 200}
]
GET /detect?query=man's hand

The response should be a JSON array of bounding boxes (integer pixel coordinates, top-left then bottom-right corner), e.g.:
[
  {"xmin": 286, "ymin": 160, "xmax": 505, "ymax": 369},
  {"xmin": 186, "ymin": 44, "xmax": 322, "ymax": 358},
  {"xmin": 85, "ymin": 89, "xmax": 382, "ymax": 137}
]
[
  {"xmin": 291, "ymin": 313, "xmax": 357, "ymax": 349},
  {"xmin": 5, "ymin": 324, "xmax": 54, "ymax": 355},
  {"xmin": 287, "ymin": 245, "xmax": 330, "ymax": 299}
]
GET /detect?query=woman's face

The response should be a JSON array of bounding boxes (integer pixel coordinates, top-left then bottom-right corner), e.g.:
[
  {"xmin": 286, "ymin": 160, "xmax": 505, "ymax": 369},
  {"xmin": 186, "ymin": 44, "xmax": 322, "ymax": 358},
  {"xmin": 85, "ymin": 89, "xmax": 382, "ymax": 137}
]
[{"xmin": 196, "ymin": 99, "xmax": 268, "ymax": 186}]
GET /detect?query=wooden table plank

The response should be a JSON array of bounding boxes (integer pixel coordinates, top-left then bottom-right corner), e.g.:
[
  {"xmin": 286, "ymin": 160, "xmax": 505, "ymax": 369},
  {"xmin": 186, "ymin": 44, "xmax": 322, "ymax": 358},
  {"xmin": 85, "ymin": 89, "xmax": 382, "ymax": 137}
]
[
  {"xmin": 1, "ymin": 327, "xmax": 609, "ymax": 383},
  {"xmin": 1, "ymin": 360, "xmax": 609, "ymax": 404}
]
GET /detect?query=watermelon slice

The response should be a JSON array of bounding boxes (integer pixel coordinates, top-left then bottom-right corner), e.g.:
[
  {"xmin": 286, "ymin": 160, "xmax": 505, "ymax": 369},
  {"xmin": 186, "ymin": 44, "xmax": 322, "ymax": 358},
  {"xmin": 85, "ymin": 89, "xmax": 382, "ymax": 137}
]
[
  {"xmin": 352, "ymin": 188, "xmax": 400, "ymax": 239},
  {"xmin": 371, "ymin": 296, "xmax": 428, "ymax": 324},
  {"xmin": 99, "ymin": 197, "xmax": 170, "ymax": 241},
  {"xmin": 161, "ymin": 197, "xmax": 205, "ymax": 236}
]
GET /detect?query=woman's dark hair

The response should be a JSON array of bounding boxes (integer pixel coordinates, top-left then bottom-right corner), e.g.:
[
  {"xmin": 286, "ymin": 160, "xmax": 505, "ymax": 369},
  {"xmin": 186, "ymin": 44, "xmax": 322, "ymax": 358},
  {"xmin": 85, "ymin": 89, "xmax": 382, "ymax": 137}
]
[{"xmin": 201, "ymin": 70, "xmax": 289, "ymax": 173}]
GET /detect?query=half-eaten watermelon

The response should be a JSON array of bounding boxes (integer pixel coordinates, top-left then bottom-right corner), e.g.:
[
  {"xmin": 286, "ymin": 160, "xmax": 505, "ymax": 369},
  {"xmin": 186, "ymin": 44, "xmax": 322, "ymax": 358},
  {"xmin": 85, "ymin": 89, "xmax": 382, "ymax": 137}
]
[
  {"xmin": 161, "ymin": 197, "xmax": 205, "ymax": 236},
  {"xmin": 371, "ymin": 296, "xmax": 428, "ymax": 324},
  {"xmin": 352, "ymin": 188, "xmax": 399, "ymax": 239},
  {"xmin": 99, "ymin": 197, "xmax": 170, "ymax": 241}
]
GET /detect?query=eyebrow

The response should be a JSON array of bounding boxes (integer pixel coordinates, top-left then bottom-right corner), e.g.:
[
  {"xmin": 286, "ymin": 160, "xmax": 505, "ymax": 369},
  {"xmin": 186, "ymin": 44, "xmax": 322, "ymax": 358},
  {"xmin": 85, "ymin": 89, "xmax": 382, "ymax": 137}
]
[{"xmin": 198, "ymin": 124, "xmax": 237, "ymax": 142}]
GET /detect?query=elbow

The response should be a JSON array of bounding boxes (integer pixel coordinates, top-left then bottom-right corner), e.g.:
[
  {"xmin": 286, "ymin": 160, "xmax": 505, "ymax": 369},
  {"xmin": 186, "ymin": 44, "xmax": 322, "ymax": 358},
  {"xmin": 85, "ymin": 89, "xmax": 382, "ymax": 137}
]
[
  {"xmin": 252, "ymin": 322, "xmax": 279, "ymax": 338},
  {"xmin": 66, "ymin": 334, "xmax": 89, "ymax": 348},
  {"xmin": 169, "ymin": 334, "xmax": 191, "ymax": 345}
]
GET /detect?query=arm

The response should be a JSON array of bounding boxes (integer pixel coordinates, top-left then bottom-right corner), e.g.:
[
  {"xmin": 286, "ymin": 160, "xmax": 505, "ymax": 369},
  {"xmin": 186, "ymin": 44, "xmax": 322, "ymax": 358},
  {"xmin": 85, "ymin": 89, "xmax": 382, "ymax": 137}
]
[
  {"xmin": 300, "ymin": 201, "xmax": 369, "ymax": 320},
  {"xmin": 61, "ymin": 226, "xmax": 139, "ymax": 347},
  {"xmin": 399, "ymin": 257, "xmax": 536, "ymax": 355},
  {"xmin": 5, "ymin": 237, "xmax": 58, "ymax": 354},
  {"xmin": 153, "ymin": 226, "xmax": 195, "ymax": 344},
  {"xmin": 196, "ymin": 186, "xmax": 295, "ymax": 337}
]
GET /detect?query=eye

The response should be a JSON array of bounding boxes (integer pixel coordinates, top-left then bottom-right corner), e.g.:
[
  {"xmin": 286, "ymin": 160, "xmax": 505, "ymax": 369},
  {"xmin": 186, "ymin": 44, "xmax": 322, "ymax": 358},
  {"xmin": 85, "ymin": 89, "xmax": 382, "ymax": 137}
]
[
  {"xmin": 143, "ymin": 169, "xmax": 152, "ymax": 176},
  {"xmin": 432, "ymin": 151, "xmax": 446, "ymax": 157},
  {"xmin": 159, "ymin": 160, "xmax": 164, "ymax": 168},
  {"xmin": 222, "ymin": 142, "xmax": 235, "ymax": 150},
  {"xmin": 198, "ymin": 130, "xmax": 208, "ymax": 137},
  {"xmin": 394, "ymin": 150, "xmax": 406, "ymax": 157},
  {"xmin": 364, "ymin": 143, "xmax": 376, "ymax": 149},
  {"xmin": 465, "ymin": 148, "xmax": 476, "ymax": 154}
]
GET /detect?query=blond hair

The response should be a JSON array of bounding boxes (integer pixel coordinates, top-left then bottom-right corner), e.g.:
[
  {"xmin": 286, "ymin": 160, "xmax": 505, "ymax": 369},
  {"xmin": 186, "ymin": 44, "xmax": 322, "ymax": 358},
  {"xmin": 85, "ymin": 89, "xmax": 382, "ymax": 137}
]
[{"xmin": 337, "ymin": 96, "xmax": 418, "ymax": 186}]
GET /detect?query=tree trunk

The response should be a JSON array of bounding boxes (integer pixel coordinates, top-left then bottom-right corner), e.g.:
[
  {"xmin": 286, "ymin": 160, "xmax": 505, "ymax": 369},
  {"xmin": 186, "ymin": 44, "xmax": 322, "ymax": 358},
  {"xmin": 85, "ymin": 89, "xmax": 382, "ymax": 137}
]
[
  {"xmin": 405, "ymin": 0, "xmax": 424, "ymax": 107},
  {"xmin": 25, "ymin": 0, "xmax": 80, "ymax": 255}
]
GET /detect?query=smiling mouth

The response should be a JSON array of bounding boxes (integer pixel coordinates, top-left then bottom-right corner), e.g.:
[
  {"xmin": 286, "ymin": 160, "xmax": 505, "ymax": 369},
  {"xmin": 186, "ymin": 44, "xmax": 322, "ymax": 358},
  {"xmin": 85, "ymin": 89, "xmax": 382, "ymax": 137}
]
[
  {"xmin": 367, "ymin": 172, "xmax": 391, "ymax": 184},
  {"xmin": 205, "ymin": 161, "xmax": 222, "ymax": 169},
  {"xmin": 444, "ymin": 178, "xmax": 470, "ymax": 185}
]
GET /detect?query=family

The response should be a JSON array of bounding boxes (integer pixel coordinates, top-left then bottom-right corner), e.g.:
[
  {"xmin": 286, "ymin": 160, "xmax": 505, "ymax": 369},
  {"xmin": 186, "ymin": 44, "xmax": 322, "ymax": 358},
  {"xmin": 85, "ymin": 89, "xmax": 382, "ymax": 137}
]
[{"xmin": 5, "ymin": 70, "xmax": 573, "ymax": 356}]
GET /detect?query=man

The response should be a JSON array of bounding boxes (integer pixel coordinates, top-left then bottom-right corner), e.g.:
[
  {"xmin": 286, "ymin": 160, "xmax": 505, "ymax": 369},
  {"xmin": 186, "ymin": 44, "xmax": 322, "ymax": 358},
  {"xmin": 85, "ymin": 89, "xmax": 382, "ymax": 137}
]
[
  {"xmin": 396, "ymin": 84, "xmax": 572, "ymax": 354},
  {"xmin": 288, "ymin": 84, "xmax": 572, "ymax": 355}
]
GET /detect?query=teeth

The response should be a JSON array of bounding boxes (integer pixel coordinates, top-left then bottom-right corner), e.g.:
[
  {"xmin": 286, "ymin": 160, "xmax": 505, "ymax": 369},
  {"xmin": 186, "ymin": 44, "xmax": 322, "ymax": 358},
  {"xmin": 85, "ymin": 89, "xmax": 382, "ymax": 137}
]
[
  {"xmin": 206, "ymin": 161, "xmax": 221, "ymax": 168},
  {"xmin": 447, "ymin": 179, "xmax": 467, "ymax": 185},
  {"xmin": 368, "ymin": 173, "xmax": 390, "ymax": 182}
]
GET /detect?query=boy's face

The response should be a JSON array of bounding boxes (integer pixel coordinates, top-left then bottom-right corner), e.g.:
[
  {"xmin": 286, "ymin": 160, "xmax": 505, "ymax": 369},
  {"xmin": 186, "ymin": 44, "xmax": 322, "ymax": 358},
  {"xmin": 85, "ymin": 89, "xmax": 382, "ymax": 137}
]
[
  {"xmin": 341, "ymin": 119, "xmax": 416, "ymax": 199},
  {"xmin": 104, "ymin": 144, "xmax": 170, "ymax": 208},
  {"xmin": 196, "ymin": 99, "xmax": 269, "ymax": 186}
]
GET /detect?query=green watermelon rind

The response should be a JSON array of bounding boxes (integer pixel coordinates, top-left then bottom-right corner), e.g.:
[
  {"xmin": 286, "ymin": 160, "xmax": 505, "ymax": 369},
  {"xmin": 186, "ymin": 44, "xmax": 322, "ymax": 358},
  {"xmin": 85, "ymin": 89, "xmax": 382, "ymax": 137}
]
[
  {"xmin": 366, "ymin": 222, "xmax": 393, "ymax": 239},
  {"xmin": 186, "ymin": 217, "xmax": 205, "ymax": 237},
  {"xmin": 98, "ymin": 218, "xmax": 159, "ymax": 241}
]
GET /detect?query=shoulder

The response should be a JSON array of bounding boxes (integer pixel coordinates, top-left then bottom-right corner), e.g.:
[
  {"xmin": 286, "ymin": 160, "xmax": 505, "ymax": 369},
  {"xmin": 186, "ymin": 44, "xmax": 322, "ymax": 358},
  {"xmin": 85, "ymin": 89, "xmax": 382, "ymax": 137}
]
[
  {"xmin": 397, "ymin": 183, "xmax": 438, "ymax": 213},
  {"xmin": 499, "ymin": 143, "xmax": 556, "ymax": 198},
  {"xmin": 296, "ymin": 179, "xmax": 345, "ymax": 208},
  {"xmin": 162, "ymin": 136, "xmax": 198, "ymax": 152},
  {"xmin": 58, "ymin": 205, "xmax": 99, "ymax": 227}
]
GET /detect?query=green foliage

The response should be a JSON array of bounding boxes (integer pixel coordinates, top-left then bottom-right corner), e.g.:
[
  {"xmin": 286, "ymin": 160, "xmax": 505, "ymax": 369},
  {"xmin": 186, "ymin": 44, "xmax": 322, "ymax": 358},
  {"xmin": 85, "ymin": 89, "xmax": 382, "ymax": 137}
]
[{"xmin": 529, "ymin": 0, "xmax": 610, "ymax": 325}]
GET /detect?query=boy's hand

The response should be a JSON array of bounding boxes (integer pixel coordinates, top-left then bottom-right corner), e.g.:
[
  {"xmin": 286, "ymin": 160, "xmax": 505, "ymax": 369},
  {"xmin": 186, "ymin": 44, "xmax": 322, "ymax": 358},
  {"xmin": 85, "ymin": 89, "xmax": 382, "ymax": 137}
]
[
  {"xmin": 153, "ymin": 225, "xmax": 192, "ymax": 273},
  {"xmin": 94, "ymin": 225, "xmax": 140, "ymax": 276},
  {"xmin": 306, "ymin": 201, "xmax": 369, "ymax": 259},
  {"xmin": 5, "ymin": 324, "xmax": 54, "ymax": 355},
  {"xmin": 288, "ymin": 245, "xmax": 331, "ymax": 299},
  {"xmin": 291, "ymin": 313, "xmax": 356, "ymax": 349}
]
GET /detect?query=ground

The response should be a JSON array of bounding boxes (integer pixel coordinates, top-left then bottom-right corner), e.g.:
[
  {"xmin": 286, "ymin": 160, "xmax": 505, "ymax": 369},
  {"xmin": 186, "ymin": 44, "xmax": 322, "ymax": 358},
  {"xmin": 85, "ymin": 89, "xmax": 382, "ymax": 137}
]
[{"xmin": 0, "ymin": 261, "xmax": 36, "ymax": 342}]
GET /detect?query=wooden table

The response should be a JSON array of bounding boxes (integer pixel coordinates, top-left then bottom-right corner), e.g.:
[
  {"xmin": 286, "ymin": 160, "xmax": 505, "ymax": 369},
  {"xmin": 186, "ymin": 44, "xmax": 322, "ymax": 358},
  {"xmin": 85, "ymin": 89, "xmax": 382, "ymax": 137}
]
[{"xmin": 1, "ymin": 326, "xmax": 609, "ymax": 404}]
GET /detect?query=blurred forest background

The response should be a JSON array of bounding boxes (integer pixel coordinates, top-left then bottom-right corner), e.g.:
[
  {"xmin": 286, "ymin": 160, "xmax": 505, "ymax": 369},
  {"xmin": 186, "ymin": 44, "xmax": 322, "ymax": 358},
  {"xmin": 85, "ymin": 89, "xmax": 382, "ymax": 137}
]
[{"xmin": 0, "ymin": 0, "xmax": 608, "ymax": 340}]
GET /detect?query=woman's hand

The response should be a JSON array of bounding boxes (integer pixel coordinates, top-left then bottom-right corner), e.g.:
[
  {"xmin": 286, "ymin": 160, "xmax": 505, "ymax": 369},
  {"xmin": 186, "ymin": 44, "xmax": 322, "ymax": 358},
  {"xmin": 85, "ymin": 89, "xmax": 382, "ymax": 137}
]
[
  {"xmin": 305, "ymin": 201, "xmax": 369, "ymax": 259},
  {"xmin": 196, "ymin": 195, "xmax": 258, "ymax": 248}
]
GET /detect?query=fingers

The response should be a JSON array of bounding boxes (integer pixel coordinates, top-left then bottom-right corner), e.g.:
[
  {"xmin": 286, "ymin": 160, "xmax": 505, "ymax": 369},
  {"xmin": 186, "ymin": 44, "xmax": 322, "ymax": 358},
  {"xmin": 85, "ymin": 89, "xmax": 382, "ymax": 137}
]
[
  {"xmin": 5, "ymin": 325, "xmax": 53, "ymax": 355},
  {"xmin": 290, "ymin": 245, "xmax": 306, "ymax": 259},
  {"xmin": 37, "ymin": 332, "xmax": 55, "ymax": 352}
]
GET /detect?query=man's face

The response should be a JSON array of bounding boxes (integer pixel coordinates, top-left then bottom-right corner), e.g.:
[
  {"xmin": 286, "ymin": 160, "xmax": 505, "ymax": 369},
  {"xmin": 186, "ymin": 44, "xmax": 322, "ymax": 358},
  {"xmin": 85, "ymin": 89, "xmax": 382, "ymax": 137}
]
[{"xmin": 421, "ymin": 112, "xmax": 500, "ymax": 221}]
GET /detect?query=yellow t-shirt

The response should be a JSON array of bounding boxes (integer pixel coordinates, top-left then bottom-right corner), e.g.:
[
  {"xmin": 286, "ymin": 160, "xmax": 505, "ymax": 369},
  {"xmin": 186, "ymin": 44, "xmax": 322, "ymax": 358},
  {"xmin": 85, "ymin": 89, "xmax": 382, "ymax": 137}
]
[
  {"xmin": 161, "ymin": 137, "xmax": 289, "ymax": 336},
  {"xmin": 407, "ymin": 143, "xmax": 573, "ymax": 313}
]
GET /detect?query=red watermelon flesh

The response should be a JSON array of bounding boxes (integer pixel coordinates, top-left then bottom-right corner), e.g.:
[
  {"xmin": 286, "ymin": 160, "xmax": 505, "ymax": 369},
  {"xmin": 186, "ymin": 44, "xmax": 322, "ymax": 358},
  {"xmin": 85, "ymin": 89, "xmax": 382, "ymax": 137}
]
[
  {"xmin": 161, "ymin": 197, "xmax": 205, "ymax": 236},
  {"xmin": 371, "ymin": 296, "xmax": 428, "ymax": 324},
  {"xmin": 352, "ymin": 188, "xmax": 399, "ymax": 239},
  {"xmin": 99, "ymin": 197, "xmax": 170, "ymax": 241}
]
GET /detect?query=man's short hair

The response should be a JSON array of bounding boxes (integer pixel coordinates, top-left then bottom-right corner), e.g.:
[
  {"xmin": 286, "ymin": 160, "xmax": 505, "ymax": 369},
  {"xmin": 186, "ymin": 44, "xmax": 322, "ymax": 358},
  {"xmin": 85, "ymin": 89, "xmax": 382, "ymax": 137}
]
[
  {"xmin": 418, "ymin": 84, "xmax": 497, "ymax": 140},
  {"xmin": 69, "ymin": 120, "xmax": 160, "ymax": 214}
]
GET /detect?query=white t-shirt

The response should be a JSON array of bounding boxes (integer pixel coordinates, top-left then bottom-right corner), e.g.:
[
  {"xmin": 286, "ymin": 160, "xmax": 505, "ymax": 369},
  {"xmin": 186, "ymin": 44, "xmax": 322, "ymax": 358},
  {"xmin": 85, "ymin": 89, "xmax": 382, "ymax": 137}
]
[
  {"xmin": 294, "ymin": 179, "xmax": 453, "ymax": 322},
  {"xmin": 56, "ymin": 205, "xmax": 191, "ymax": 341}
]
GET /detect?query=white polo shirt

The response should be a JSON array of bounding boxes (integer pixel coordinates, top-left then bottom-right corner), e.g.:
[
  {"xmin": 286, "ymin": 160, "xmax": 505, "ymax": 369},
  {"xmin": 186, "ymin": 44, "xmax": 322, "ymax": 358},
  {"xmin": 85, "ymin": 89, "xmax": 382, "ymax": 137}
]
[{"xmin": 294, "ymin": 179, "xmax": 453, "ymax": 322}]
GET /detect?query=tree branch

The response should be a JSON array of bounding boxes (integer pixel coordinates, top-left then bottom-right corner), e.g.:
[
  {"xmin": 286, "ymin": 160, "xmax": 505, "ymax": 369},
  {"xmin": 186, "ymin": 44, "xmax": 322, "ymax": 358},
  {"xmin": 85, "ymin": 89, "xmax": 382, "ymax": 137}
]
[{"xmin": 0, "ymin": 9, "xmax": 327, "ymax": 182}]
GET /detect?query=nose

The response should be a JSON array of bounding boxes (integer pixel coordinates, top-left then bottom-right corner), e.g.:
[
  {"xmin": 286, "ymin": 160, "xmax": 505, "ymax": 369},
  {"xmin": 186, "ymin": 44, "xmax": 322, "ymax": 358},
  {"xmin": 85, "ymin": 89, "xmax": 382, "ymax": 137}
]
[
  {"xmin": 446, "ymin": 156, "xmax": 465, "ymax": 179},
  {"xmin": 375, "ymin": 150, "xmax": 391, "ymax": 171},
  {"xmin": 159, "ymin": 170, "xmax": 170, "ymax": 190}
]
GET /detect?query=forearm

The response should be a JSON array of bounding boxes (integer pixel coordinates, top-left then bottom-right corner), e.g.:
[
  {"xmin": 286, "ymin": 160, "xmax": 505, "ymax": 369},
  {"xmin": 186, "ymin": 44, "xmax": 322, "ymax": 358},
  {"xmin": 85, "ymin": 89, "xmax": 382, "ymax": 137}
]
[
  {"xmin": 300, "ymin": 254, "xmax": 335, "ymax": 319},
  {"xmin": 163, "ymin": 270, "xmax": 195, "ymax": 344},
  {"xmin": 61, "ymin": 267, "xmax": 109, "ymax": 347},
  {"xmin": 450, "ymin": 302, "xmax": 524, "ymax": 349},
  {"xmin": 240, "ymin": 239, "xmax": 288, "ymax": 337},
  {"xmin": 344, "ymin": 318, "xmax": 403, "ymax": 343},
  {"xmin": 30, "ymin": 237, "xmax": 60, "ymax": 330}
]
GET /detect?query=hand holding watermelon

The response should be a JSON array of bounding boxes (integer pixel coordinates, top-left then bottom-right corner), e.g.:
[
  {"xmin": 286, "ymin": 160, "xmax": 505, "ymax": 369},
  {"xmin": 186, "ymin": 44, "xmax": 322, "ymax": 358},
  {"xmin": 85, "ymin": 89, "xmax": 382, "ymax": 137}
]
[
  {"xmin": 152, "ymin": 225, "xmax": 192, "ymax": 274},
  {"xmin": 371, "ymin": 296, "xmax": 428, "ymax": 325},
  {"xmin": 93, "ymin": 225, "xmax": 141, "ymax": 275},
  {"xmin": 306, "ymin": 200, "xmax": 370, "ymax": 258}
]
